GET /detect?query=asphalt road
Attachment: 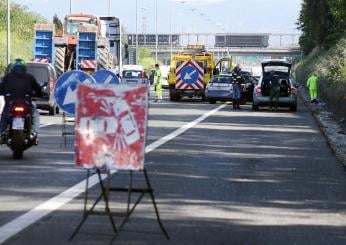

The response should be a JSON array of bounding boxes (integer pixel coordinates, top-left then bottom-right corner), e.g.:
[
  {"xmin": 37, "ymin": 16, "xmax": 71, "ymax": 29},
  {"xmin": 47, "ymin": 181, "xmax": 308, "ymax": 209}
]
[{"xmin": 0, "ymin": 93, "xmax": 345, "ymax": 245}]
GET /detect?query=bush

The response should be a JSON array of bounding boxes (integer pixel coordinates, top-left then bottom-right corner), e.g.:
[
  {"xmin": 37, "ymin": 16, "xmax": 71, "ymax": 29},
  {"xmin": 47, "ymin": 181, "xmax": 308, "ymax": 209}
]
[{"xmin": 295, "ymin": 38, "xmax": 346, "ymax": 118}]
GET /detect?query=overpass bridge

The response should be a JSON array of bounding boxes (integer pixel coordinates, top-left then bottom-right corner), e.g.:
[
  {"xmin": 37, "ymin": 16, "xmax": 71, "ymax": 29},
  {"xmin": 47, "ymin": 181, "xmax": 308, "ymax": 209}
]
[{"xmin": 125, "ymin": 32, "xmax": 302, "ymax": 65}]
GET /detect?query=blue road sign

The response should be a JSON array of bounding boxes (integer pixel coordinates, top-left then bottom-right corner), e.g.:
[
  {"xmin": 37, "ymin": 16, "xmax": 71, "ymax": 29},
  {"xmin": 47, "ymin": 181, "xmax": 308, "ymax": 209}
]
[
  {"xmin": 54, "ymin": 71, "xmax": 96, "ymax": 115},
  {"xmin": 92, "ymin": 70, "xmax": 120, "ymax": 84},
  {"xmin": 181, "ymin": 65, "xmax": 199, "ymax": 84}
]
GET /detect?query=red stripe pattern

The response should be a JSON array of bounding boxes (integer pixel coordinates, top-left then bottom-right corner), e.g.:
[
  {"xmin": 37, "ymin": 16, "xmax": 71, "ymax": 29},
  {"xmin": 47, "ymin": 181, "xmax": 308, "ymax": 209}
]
[
  {"xmin": 80, "ymin": 59, "xmax": 96, "ymax": 69},
  {"xmin": 32, "ymin": 58, "xmax": 49, "ymax": 63},
  {"xmin": 175, "ymin": 60, "xmax": 204, "ymax": 90}
]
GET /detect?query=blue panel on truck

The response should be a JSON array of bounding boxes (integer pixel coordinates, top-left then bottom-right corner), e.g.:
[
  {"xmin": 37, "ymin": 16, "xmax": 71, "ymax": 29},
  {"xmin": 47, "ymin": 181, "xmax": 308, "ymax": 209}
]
[
  {"xmin": 77, "ymin": 32, "xmax": 97, "ymax": 71},
  {"xmin": 34, "ymin": 31, "xmax": 54, "ymax": 63}
]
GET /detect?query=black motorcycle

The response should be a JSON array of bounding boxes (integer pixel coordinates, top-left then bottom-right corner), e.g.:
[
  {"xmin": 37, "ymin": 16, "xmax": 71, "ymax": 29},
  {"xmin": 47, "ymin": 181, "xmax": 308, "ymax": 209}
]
[{"xmin": 1, "ymin": 97, "xmax": 37, "ymax": 159}]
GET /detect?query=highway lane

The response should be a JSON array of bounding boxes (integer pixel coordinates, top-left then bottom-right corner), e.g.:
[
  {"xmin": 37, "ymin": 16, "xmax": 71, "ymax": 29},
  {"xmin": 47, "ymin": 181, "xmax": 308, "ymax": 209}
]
[
  {"xmin": 1, "ymin": 97, "xmax": 346, "ymax": 244},
  {"xmin": 0, "ymin": 97, "xmax": 222, "ymax": 241}
]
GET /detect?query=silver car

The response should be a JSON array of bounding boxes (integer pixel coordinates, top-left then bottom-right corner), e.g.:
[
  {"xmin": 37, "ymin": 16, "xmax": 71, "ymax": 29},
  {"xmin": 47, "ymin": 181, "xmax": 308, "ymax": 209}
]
[
  {"xmin": 252, "ymin": 60, "xmax": 298, "ymax": 111},
  {"xmin": 205, "ymin": 74, "xmax": 234, "ymax": 104}
]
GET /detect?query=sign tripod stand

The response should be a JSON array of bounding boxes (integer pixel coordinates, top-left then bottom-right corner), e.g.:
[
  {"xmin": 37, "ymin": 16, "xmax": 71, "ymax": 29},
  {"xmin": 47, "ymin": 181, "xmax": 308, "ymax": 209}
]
[
  {"xmin": 69, "ymin": 168, "xmax": 170, "ymax": 241},
  {"xmin": 65, "ymin": 82, "xmax": 167, "ymax": 242}
]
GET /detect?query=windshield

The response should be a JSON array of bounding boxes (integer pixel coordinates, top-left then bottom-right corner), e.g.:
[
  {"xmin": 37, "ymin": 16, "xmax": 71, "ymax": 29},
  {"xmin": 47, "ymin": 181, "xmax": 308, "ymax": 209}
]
[
  {"xmin": 27, "ymin": 67, "xmax": 49, "ymax": 85},
  {"xmin": 122, "ymin": 70, "xmax": 142, "ymax": 78},
  {"xmin": 210, "ymin": 76, "xmax": 233, "ymax": 84},
  {"xmin": 66, "ymin": 20, "xmax": 97, "ymax": 35}
]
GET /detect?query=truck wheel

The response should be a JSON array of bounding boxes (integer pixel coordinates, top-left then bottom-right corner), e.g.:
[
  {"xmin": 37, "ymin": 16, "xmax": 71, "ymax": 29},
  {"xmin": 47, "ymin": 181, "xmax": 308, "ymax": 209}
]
[
  {"xmin": 252, "ymin": 103, "xmax": 259, "ymax": 111},
  {"xmin": 97, "ymin": 47, "xmax": 112, "ymax": 70},
  {"xmin": 54, "ymin": 47, "xmax": 66, "ymax": 77},
  {"xmin": 208, "ymin": 100, "xmax": 216, "ymax": 104},
  {"xmin": 12, "ymin": 130, "xmax": 24, "ymax": 159}
]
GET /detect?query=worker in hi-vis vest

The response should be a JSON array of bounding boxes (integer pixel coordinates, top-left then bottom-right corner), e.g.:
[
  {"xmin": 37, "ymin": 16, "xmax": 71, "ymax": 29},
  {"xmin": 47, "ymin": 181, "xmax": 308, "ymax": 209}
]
[
  {"xmin": 154, "ymin": 63, "xmax": 163, "ymax": 102},
  {"xmin": 306, "ymin": 73, "xmax": 318, "ymax": 104}
]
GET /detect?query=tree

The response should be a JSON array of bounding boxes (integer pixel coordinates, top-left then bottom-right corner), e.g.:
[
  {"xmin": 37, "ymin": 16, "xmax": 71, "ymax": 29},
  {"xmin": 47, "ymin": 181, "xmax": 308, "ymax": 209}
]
[
  {"xmin": 53, "ymin": 14, "xmax": 63, "ymax": 32},
  {"xmin": 297, "ymin": 0, "xmax": 346, "ymax": 54}
]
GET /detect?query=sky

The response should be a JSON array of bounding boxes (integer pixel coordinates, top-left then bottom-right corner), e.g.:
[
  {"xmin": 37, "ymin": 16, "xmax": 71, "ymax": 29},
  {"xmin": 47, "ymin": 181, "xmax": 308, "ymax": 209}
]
[{"xmin": 19, "ymin": 0, "xmax": 302, "ymax": 34}]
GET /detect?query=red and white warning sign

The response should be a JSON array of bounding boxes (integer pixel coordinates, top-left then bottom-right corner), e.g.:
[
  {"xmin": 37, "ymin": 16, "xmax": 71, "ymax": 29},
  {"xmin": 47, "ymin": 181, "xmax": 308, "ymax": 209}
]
[
  {"xmin": 80, "ymin": 59, "xmax": 96, "ymax": 69},
  {"xmin": 175, "ymin": 60, "xmax": 204, "ymax": 90},
  {"xmin": 75, "ymin": 84, "xmax": 148, "ymax": 170}
]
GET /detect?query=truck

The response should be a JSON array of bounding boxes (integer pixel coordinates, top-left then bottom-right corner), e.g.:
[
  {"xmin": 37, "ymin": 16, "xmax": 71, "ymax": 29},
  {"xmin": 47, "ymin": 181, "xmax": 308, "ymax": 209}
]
[
  {"xmin": 167, "ymin": 44, "xmax": 232, "ymax": 101},
  {"xmin": 33, "ymin": 14, "xmax": 121, "ymax": 76}
]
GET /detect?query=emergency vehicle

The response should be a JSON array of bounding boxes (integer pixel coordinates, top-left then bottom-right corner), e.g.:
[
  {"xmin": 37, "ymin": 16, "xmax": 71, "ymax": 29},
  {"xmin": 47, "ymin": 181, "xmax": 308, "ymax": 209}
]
[{"xmin": 168, "ymin": 44, "xmax": 232, "ymax": 101}]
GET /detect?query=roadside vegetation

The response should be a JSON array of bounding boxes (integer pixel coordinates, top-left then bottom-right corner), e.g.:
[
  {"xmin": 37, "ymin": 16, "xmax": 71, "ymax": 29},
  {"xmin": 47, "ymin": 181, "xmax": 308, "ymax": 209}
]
[
  {"xmin": 138, "ymin": 47, "xmax": 156, "ymax": 72},
  {"xmin": 295, "ymin": 0, "xmax": 346, "ymax": 118},
  {"xmin": 0, "ymin": 0, "xmax": 46, "ymax": 73}
]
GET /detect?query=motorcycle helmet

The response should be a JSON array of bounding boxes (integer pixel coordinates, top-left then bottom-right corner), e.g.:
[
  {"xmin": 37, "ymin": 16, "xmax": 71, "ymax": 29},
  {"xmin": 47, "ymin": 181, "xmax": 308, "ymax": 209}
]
[{"xmin": 11, "ymin": 59, "xmax": 27, "ymax": 74}]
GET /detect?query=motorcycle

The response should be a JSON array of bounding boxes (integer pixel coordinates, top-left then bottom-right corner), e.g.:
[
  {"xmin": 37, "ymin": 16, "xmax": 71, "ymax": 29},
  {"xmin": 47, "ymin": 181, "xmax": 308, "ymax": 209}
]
[{"xmin": 1, "ymin": 97, "xmax": 37, "ymax": 159}]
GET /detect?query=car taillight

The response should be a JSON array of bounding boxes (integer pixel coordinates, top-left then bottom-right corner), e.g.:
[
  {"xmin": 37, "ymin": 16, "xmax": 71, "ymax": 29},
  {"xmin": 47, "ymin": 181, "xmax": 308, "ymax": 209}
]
[
  {"xmin": 14, "ymin": 106, "xmax": 25, "ymax": 112},
  {"xmin": 290, "ymin": 87, "xmax": 297, "ymax": 95},
  {"xmin": 141, "ymin": 72, "xmax": 146, "ymax": 83},
  {"xmin": 255, "ymin": 87, "xmax": 261, "ymax": 94},
  {"xmin": 49, "ymin": 77, "xmax": 54, "ymax": 93}
]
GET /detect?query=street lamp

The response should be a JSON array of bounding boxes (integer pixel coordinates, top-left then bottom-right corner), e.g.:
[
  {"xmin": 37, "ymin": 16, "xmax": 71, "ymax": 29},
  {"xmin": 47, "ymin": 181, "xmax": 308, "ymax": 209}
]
[
  {"xmin": 6, "ymin": 0, "xmax": 10, "ymax": 65},
  {"xmin": 135, "ymin": 0, "xmax": 138, "ymax": 64},
  {"xmin": 108, "ymin": 0, "xmax": 111, "ymax": 16},
  {"xmin": 169, "ymin": 0, "xmax": 173, "ymax": 59},
  {"xmin": 69, "ymin": 0, "xmax": 72, "ymax": 14},
  {"xmin": 155, "ymin": 0, "xmax": 158, "ymax": 63},
  {"xmin": 140, "ymin": 7, "xmax": 147, "ymax": 33}
]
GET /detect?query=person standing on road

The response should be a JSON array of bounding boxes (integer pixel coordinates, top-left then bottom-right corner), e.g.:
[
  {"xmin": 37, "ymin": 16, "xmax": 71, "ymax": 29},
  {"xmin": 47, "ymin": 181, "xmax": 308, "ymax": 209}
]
[
  {"xmin": 232, "ymin": 64, "xmax": 243, "ymax": 109},
  {"xmin": 154, "ymin": 63, "xmax": 163, "ymax": 102},
  {"xmin": 269, "ymin": 71, "xmax": 281, "ymax": 111},
  {"xmin": 306, "ymin": 73, "xmax": 318, "ymax": 104}
]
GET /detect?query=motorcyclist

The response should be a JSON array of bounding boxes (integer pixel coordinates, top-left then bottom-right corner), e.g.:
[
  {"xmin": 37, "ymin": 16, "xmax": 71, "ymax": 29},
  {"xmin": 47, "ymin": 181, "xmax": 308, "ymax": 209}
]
[
  {"xmin": 232, "ymin": 64, "xmax": 243, "ymax": 110},
  {"xmin": 0, "ymin": 59, "xmax": 43, "ymax": 141}
]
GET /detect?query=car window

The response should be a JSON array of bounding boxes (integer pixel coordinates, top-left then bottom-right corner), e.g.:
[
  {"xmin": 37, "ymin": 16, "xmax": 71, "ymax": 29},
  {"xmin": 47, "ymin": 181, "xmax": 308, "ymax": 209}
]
[
  {"xmin": 27, "ymin": 67, "xmax": 49, "ymax": 84},
  {"xmin": 264, "ymin": 66, "xmax": 289, "ymax": 73},
  {"xmin": 122, "ymin": 70, "xmax": 142, "ymax": 78},
  {"xmin": 210, "ymin": 76, "xmax": 233, "ymax": 84}
]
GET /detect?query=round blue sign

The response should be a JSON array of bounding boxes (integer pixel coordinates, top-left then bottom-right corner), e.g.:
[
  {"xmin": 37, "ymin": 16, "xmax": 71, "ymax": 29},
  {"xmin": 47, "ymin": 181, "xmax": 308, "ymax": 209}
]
[
  {"xmin": 92, "ymin": 70, "xmax": 120, "ymax": 84},
  {"xmin": 181, "ymin": 65, "xmax": 199, "ymax": 85},
  {"xmin": 54, "ymin": 70, "xmax": 96, "ymax": 115}
]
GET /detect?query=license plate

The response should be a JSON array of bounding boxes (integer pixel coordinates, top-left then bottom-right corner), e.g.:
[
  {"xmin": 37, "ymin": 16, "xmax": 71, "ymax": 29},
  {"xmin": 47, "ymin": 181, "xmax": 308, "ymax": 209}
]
[{"xmin": 12, "ymin": 117, "xmax": 25, "ymax": 130}]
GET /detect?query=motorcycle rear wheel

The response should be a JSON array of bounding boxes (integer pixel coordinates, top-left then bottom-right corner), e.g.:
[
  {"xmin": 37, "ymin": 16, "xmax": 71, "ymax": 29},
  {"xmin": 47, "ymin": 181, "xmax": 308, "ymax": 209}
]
[{"xmin": 12, "ymin": 130, "xmax": 24, "ymax": 159}]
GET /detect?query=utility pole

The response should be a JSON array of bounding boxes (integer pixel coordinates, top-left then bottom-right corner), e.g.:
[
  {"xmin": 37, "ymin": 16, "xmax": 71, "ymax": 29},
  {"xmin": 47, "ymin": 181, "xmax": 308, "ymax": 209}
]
[
  {"xmin": 155, "ymin": 0, "xmax": 158, "ymax": 63},
  {"xmin": 169, "ymin": 0, "xmax": 172, "ymax": 59},
  {"xmin": 108, "ymin": 0, "xmax": 111, "ymax": 16},
  {"xmin": 135, "ymin": 0, "xmax": 138, "ymax": 64},
  {"xmin": 69, "ymin": 0, "xmax": 72, "ymax": 14},
  {"xmin": 6, "ymin": 0, "xmax": 10, "ymax": 65}
]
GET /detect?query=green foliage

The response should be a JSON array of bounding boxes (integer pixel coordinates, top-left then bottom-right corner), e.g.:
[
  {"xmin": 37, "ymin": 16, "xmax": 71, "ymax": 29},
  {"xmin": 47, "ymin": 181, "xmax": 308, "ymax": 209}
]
[
  {"xmin": 138, "ymin": 48, "xmax": 156, "ymax": 72},
  {"xmin": 0, "ymin": 0, "xmax": 47, "ymax": 73},
  {"xmin": 297, "ymin": 0, "xmax": 346, "ymax": 55},
  {"xmin": 53, "ymin": 14, "xmax": 62, "ymax": 32},
  {"xmin": 295, "ymin": 38, "xmax": 346, "ymax": 118}
]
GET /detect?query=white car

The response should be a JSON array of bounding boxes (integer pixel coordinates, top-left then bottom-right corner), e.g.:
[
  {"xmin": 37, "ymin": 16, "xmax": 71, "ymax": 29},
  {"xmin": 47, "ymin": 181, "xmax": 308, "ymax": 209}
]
[{"xmin": 121, "ymin": 65, "xmax": 149, "ymax": 86}]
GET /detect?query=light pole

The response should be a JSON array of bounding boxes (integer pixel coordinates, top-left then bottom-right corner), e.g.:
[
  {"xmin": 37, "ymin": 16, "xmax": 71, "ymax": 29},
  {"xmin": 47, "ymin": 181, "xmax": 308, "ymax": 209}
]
[
  {"xmin": 140, "ymin": 7, "xmax": 147, "ymax": 34},
  {"xmin": 69, "ymin": 0, "xmax": 72, "ymax": 14},
  {"xmin": 155, "ymin": 0, "xmax": 158, "ymax": 63},
  {"xmin": 108, "ymin": 0, "xmax": 111, "ymax": 16},
  {"xmin": 6, "ymin": 0, "xmax": 10, "ymax": 65},
  {"xmin": 135, "ymin": 0, "xmax": 138, "ymax": 64},
  {"xmin": 169, "ymin": 0, "xmax": 172, "ymax": 59}
]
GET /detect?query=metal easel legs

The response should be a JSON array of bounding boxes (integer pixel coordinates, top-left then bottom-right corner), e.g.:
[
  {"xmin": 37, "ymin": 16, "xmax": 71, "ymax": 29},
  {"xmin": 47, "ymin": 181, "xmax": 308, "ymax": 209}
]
[{"xmin": 69, "ymin": 168, "xmax": 169, "ymax": 241}]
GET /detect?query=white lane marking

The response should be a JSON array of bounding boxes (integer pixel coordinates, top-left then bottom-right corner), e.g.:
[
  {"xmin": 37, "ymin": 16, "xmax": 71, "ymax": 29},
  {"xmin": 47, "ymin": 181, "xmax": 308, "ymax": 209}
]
[
  {"xmin": 40, "ymin": 123, "xmax": 55, "ymax": 128},
  {"xmin": 0, "ymin": 103, "xmax": 226, "ymax": 244}
]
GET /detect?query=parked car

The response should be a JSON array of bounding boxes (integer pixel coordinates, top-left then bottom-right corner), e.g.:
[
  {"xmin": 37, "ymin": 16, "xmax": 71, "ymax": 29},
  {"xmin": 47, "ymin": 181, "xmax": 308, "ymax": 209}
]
[
  {"xmin": 205, "ymin": 74, "xmax": 234, "ymax": 104},
  {"xmin": 252, "ymin": 60, "xmax": 298, "ymax": 111},
  {"xmin": 121, "ymin": 65, "xmax": 149, "ymax": 86},
  {"xmin": 5, "ymin": 62, "xmax": 59, "ymax": 115}
]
